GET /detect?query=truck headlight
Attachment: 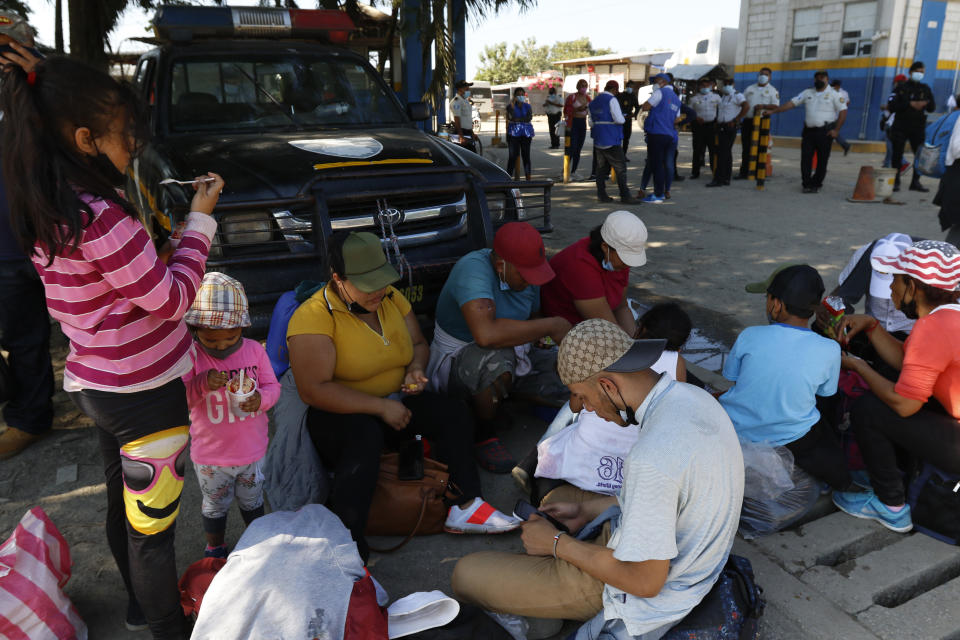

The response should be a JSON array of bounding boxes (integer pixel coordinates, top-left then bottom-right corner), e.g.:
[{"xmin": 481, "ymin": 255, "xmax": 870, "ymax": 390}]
[
  {"xmin": 221, "ymin": 211, "xmax": 273, "ymax": 245},
  {"xmin": 511, "ymin": 188, "xmax": 526, "ymax": 220},
  {"xmin": 486, "ymin": 194, "xmax": 507, "ymax": 222}
]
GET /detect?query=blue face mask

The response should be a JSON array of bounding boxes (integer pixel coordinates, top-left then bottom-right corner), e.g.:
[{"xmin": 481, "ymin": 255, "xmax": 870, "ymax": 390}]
[
  {"xmin": 464, "ymin": 90, "xmax": 471, "ymax": 98},
  {"xmin": 700, "ymin": 87, "xmax": 711, "ymax": 95},
  {"xmin": 499, "ymin": 261, "xmax": 512, "ymax": 291},
  {"xmin": 602, "ymin": 247, "xmax": 616, "ymax": 272}
]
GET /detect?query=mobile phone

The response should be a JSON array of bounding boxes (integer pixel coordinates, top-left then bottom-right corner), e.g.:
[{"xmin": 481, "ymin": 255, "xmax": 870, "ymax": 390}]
[
  {"xmin": 398, "ymin": 436, "xmax": 424, "ymax": 481},
  {"xmin": 513, "ymin": 498, "xmax": 570, "ymax": 533}
]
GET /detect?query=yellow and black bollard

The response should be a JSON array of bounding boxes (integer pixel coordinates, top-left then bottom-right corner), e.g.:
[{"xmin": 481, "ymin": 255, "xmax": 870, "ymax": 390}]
[
  {"xmin": 748, "ymin": 113, "xmax": 761, "ymax": 180},
  {"xmin": 755, "ymin": 115, "xmax": 771, "ymax": 190}
]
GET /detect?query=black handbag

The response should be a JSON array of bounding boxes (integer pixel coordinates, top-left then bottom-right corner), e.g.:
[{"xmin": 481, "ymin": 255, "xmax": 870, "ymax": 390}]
[{"xmin": 908, "ymin": 464, "xmax": 960, "ymax": 545}]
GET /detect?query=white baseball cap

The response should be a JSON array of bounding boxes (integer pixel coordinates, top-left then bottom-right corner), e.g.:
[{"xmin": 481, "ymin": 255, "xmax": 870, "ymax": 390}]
[
  {"xmin": 868, "ymin": 233, "xmax": 912, "ymax": 298},
  {"xmin": 600, "ymin": 211, "xmax": 648, "ymax": 267}
]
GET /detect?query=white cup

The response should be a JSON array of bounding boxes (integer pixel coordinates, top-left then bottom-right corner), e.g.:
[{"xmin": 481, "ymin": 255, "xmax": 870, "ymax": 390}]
[{"xmin": 226, "ymin": 375, "xmax": 257, "ymax": 419}]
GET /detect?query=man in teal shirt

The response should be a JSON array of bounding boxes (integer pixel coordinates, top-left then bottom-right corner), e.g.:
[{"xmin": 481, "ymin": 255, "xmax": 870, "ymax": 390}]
[{"xmin": 428, "ymin": 222, "xmax": 571, "ymax": 472}]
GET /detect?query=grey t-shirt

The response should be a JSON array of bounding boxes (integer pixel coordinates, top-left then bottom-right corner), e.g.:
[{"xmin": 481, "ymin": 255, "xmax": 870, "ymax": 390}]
[{"xmin": 603, "ymin": 375, "xmax": 745, "ymax": 637}]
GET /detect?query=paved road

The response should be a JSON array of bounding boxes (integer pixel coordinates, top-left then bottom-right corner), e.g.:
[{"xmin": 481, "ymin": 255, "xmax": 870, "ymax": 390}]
[{"xmin": 2, "ymin": 116, "xmax": 957, "ymax": 639}]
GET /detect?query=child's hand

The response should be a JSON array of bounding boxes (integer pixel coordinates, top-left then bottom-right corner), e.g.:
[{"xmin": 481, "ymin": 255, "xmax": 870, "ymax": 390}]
[
  {"xmin": 207, "ymin": 369, "xmax": 228, "ymax": 391},
  {"xmin": 190, "ymin": 172, "xmax": 225, "ymax": 215},
  {"xmin": 240, "ymin": 391, "xmax": 261, "ymax": 413}
]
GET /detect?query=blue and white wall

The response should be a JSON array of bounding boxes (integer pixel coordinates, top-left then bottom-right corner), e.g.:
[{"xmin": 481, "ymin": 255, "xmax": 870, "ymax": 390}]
[{"xmin": 735, "ymin": 0, "xmax": 960, "ymax": 140}]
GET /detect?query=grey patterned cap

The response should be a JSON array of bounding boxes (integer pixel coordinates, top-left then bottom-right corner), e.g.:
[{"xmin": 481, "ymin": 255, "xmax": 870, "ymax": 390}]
[{"xmin": 557, "ymin": 319, "xmax": 667, "ymax": 385}]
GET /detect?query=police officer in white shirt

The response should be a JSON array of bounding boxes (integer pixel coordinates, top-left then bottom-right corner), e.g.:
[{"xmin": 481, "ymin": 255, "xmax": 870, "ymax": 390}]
[
  {"xmin": 830, "ymin": 79, "xmax": 852, "ymax": 155},
  {"xmin": 688, "ymin": 77, "xmax": 721, "ymax": 179},
  {"xmin": 708, "ymin": 79, "xmax": 748, "ymax": 187},
  {"xmin": 737, "ymin": 67, "xmax": 780, "ymax": 179},
  {"xmin": 450, "ymin": 79, "xmax": 477, "ymax": 152},
  {"xmin": 765, "ymin": 71, "xmax": 847, "ymax": 193}
]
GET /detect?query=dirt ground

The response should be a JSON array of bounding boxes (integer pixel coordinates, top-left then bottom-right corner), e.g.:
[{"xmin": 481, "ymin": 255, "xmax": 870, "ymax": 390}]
[{"xmin": 0, "ymin": 116, "xmax": 945, "ymax": 638}]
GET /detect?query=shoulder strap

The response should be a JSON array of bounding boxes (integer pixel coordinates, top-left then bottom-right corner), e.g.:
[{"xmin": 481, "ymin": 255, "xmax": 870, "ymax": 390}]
[{"xmin": 366, "ymin": 495, "xmax": 429, "ymax": 554}]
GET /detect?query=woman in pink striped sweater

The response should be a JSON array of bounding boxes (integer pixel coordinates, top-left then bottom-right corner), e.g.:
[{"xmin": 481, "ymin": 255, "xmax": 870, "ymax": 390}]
[{"xmin": 1, "ymin": 57, "xmax": 223, "ymax": 638}]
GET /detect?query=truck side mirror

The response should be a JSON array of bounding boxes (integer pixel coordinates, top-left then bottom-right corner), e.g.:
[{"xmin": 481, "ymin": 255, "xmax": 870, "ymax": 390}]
[{"xmin": 407, "ymin": 101, "xmax": 431, "ymax": 121}]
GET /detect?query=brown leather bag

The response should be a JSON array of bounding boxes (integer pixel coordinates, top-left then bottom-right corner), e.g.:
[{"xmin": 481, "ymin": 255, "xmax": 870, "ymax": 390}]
[{"xmin": 364, "ymin": 453, "xmax": 459, "ymax": 552}]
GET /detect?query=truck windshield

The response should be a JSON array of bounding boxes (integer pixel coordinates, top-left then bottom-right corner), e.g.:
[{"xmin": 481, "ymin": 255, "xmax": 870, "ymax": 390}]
[{"xmin": 169, "ymin": 55, "xmax": 407, "ymax": 131}]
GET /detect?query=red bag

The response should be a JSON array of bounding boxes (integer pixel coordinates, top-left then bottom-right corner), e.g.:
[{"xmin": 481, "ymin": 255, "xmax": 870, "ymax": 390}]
[
  {"xmin": 0, "ymin": 507, "xmax": 87, "ymax": 639},
  {"xmin": 343, "ymin": 572, "xmax": 388, "ymax": 639},
  {"xmin": 178, "ymin": 558, "xmax": 227, "ymax": 619}
]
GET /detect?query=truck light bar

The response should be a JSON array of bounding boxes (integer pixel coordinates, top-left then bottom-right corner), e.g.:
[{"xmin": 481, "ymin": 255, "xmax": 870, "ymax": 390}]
[{"xmin": 153, "ymin": 5, "xmax": 355, "ymax": 43}]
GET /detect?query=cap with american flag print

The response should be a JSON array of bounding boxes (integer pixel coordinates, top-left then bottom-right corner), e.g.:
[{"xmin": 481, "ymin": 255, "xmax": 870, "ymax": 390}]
[{"xmin": 871, "ymin": 240, "xmax": 960, "ymax": 291}]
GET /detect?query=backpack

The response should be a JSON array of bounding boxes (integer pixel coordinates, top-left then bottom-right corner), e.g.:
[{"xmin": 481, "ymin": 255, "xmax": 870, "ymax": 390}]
[
  {"xmin": 662, "ymin": 555, "xmax": 765, "ymax": 640},
  {"xmin": 265, "ymin": 280, "xmax": 325, "ymax": 378},
  {"xmin": 907, "ymin": 463, "xmax": 960, "ymax": 545},
  {"xmin": 915, "ymin": 110, "xmax": 960, "ymax": 178}
]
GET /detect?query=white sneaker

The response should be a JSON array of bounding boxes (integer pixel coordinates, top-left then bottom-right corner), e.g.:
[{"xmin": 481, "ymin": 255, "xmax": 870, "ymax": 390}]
[{"xmin": 444, "ymin": 497, "xmax": 521, "ymax": 534}]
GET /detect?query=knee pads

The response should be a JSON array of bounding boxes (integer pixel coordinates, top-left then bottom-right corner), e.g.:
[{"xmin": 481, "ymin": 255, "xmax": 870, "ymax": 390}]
[{"xmin": 120, "ymin": 426, "xmax": 189, "ymax": 535}]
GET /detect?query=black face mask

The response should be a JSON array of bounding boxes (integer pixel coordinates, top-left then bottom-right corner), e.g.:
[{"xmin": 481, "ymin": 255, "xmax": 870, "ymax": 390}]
[
  {"xmin": 90, "ymin": 152, "xmax": 127, "ymax": 188},
  {"xmin": 814, "ymin": 80, "xmax": 826, "ymax": 90},
  {"xmin": 197, "ymin": 337, "xmax": 243, "ymax": 360},
  {"xmin": 336, "ymin": 281, "xmax": 373, "ymax": 315},
  {"xmin": 900, "ymin": 292, "xmax": 920, "ymax": 320},
  {"xmin": 602, "ymin": 383, "xmax": 639, "ymax": 427}
]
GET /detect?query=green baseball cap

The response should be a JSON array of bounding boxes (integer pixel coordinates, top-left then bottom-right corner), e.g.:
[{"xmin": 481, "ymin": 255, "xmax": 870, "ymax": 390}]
[
  {"xmin": 745, "ymin": 262, "xmax": 802, "ymax": 293},
  {"xmin": 342, "ymin": 232, "xmax": 400, "ymax": 292}
]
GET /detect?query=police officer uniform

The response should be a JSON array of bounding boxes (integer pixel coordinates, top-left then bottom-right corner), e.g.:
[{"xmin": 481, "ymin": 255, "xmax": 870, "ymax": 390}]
[
  {"xmin": 739, "ymin": 81, "xmax": 780, "ymax": 178},
  {"xmin": 688, "ymin": 90, "xmax": 721, "ymax": 178},
  {"xmin": 888, "ymin": 71, "xmax": 935, "ymax": 191},
  {"xmin": 831, "ymin": 84, "xmax": 852, "ymax": 153},
  {"xmin": 450, "ymin": 81, "xmax": 476, "ymax": 152},
  {"xmin": 616, "ymin": 88, "xmax": 640, "ymax": 156},
  {"xmin": 710, "ymin": 88, "xmax": 746, "ymax": 186},
  {"xmin": 791, "ymin": 86, "xmax": 847, "ymax": 190}
]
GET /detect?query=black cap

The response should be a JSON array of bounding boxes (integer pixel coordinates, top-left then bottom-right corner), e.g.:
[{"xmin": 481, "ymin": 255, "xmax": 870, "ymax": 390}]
[
  {"xmin": 767, "ymin": 265, "xmax": 824, "ymax": 313},
  {"xmin": 455, "ymin": 80, "xmax": 473, "ymax": 89},
  {"xmin": 831, "ymin": 79, "xmax": 841, "ymax": 86}
]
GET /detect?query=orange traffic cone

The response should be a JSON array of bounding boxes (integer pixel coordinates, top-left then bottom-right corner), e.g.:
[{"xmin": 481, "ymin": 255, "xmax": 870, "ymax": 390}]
[{"xmin": 847, "ymin": 166, "xmax": 877, "ymax": 202}]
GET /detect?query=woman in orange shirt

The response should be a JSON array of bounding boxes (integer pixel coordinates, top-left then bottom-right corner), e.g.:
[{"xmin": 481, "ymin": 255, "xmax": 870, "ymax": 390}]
[{"xmin": 833, "ymin": 240, "xmax": 960, "ymax": 534}]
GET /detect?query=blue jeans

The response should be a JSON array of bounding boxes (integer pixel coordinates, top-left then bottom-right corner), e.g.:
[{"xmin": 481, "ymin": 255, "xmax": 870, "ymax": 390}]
[
  {"xmin": 883, "ymin": 136, "xmax": 893, "ymax": 167},
  {"xmin": 646, "ymin": 134, "xmax": 676, "ymax": 197},
  {"xmin": 0, "ymin": 259, "xmax": 53, "ymax": 434}
]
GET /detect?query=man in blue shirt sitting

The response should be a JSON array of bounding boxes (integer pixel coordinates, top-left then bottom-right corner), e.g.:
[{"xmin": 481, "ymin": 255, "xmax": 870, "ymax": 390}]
[
  {"xmin": 427, "ymin": 222, "xmax": 572, "ymax": 472},
  {"xmin": 720, "ymin": 264, "xmax": 850, "ymax": 490}
]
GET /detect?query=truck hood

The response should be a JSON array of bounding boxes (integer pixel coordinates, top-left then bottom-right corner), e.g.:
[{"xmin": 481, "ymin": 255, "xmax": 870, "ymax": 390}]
[{"xmin": 162, "ymin": 128, "xmax": 465, "ymax": 202}]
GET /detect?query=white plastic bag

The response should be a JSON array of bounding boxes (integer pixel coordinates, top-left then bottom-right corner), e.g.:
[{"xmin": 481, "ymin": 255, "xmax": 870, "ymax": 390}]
[
  {"xmin": 536, "ymin": 411, "xmax": 639, "ymax": 495},
  {"xmin": 0, "ymin": 507, "xmax": 87, "ymax": 639}
]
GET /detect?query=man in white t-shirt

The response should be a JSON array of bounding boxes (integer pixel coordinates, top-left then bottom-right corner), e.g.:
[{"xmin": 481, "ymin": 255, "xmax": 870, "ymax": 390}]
[
  {"xmin": 452, "ymin": 320, "xmax": 744, "ymax": 639},
  {"xmin": 765, "ymin": 71, "xmax": 847, "ymax": 193}
]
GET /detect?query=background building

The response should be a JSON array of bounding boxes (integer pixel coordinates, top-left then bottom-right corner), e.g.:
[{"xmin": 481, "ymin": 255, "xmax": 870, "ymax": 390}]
[{"xmin": 735, "ymin": 0, "xmax": 960, "ymax": 140}]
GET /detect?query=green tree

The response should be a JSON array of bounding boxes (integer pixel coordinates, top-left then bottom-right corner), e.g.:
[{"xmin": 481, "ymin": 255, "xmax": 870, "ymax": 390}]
[
  {"xmin": 475, "ymin": 41, "xmax": 527, "ymax": 84},
  {"xmin": 548, "ymin": 37, "xmax": 613, "ymax": 65}
]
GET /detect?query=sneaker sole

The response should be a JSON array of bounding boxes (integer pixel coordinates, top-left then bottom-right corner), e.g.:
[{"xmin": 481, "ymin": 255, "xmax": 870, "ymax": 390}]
[
  {"xmin": 125, "ymin": 621, "xmax": 150, "ymax": 632},
  {"xmin": 832, "ymin": 499, "xmax": 913, "ymax": 533},
  {"xmin": 443, "ymin": 525, "xmax": 520, "ymax": 535}
]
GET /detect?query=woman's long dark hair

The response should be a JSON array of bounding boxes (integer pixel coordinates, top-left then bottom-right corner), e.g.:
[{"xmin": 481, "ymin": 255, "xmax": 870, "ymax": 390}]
[
  {"xmin": 587, "ymin": 224, "xmax": 605, "ymax": 265},
  {"xmin": 0, "ymin": 56, "xmax": 148, "ymax": 263}
]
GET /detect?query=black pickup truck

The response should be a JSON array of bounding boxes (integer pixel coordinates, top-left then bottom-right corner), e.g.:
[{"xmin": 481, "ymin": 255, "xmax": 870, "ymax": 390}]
[{"xmin": 127, "ymin": 5, "xmax": 552, "ymax": 331}]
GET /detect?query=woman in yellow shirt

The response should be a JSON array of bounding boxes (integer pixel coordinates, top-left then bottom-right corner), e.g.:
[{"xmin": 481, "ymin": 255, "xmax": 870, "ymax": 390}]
[{"xmin": 287, "ymin": 232, "xmax": 519, "ymax": 561}]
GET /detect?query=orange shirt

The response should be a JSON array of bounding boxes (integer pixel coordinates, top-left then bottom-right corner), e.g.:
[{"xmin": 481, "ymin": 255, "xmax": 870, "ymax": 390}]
[{"xmin": 895, "ymin": 305, "xmax": 960, "ymax": 418}]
